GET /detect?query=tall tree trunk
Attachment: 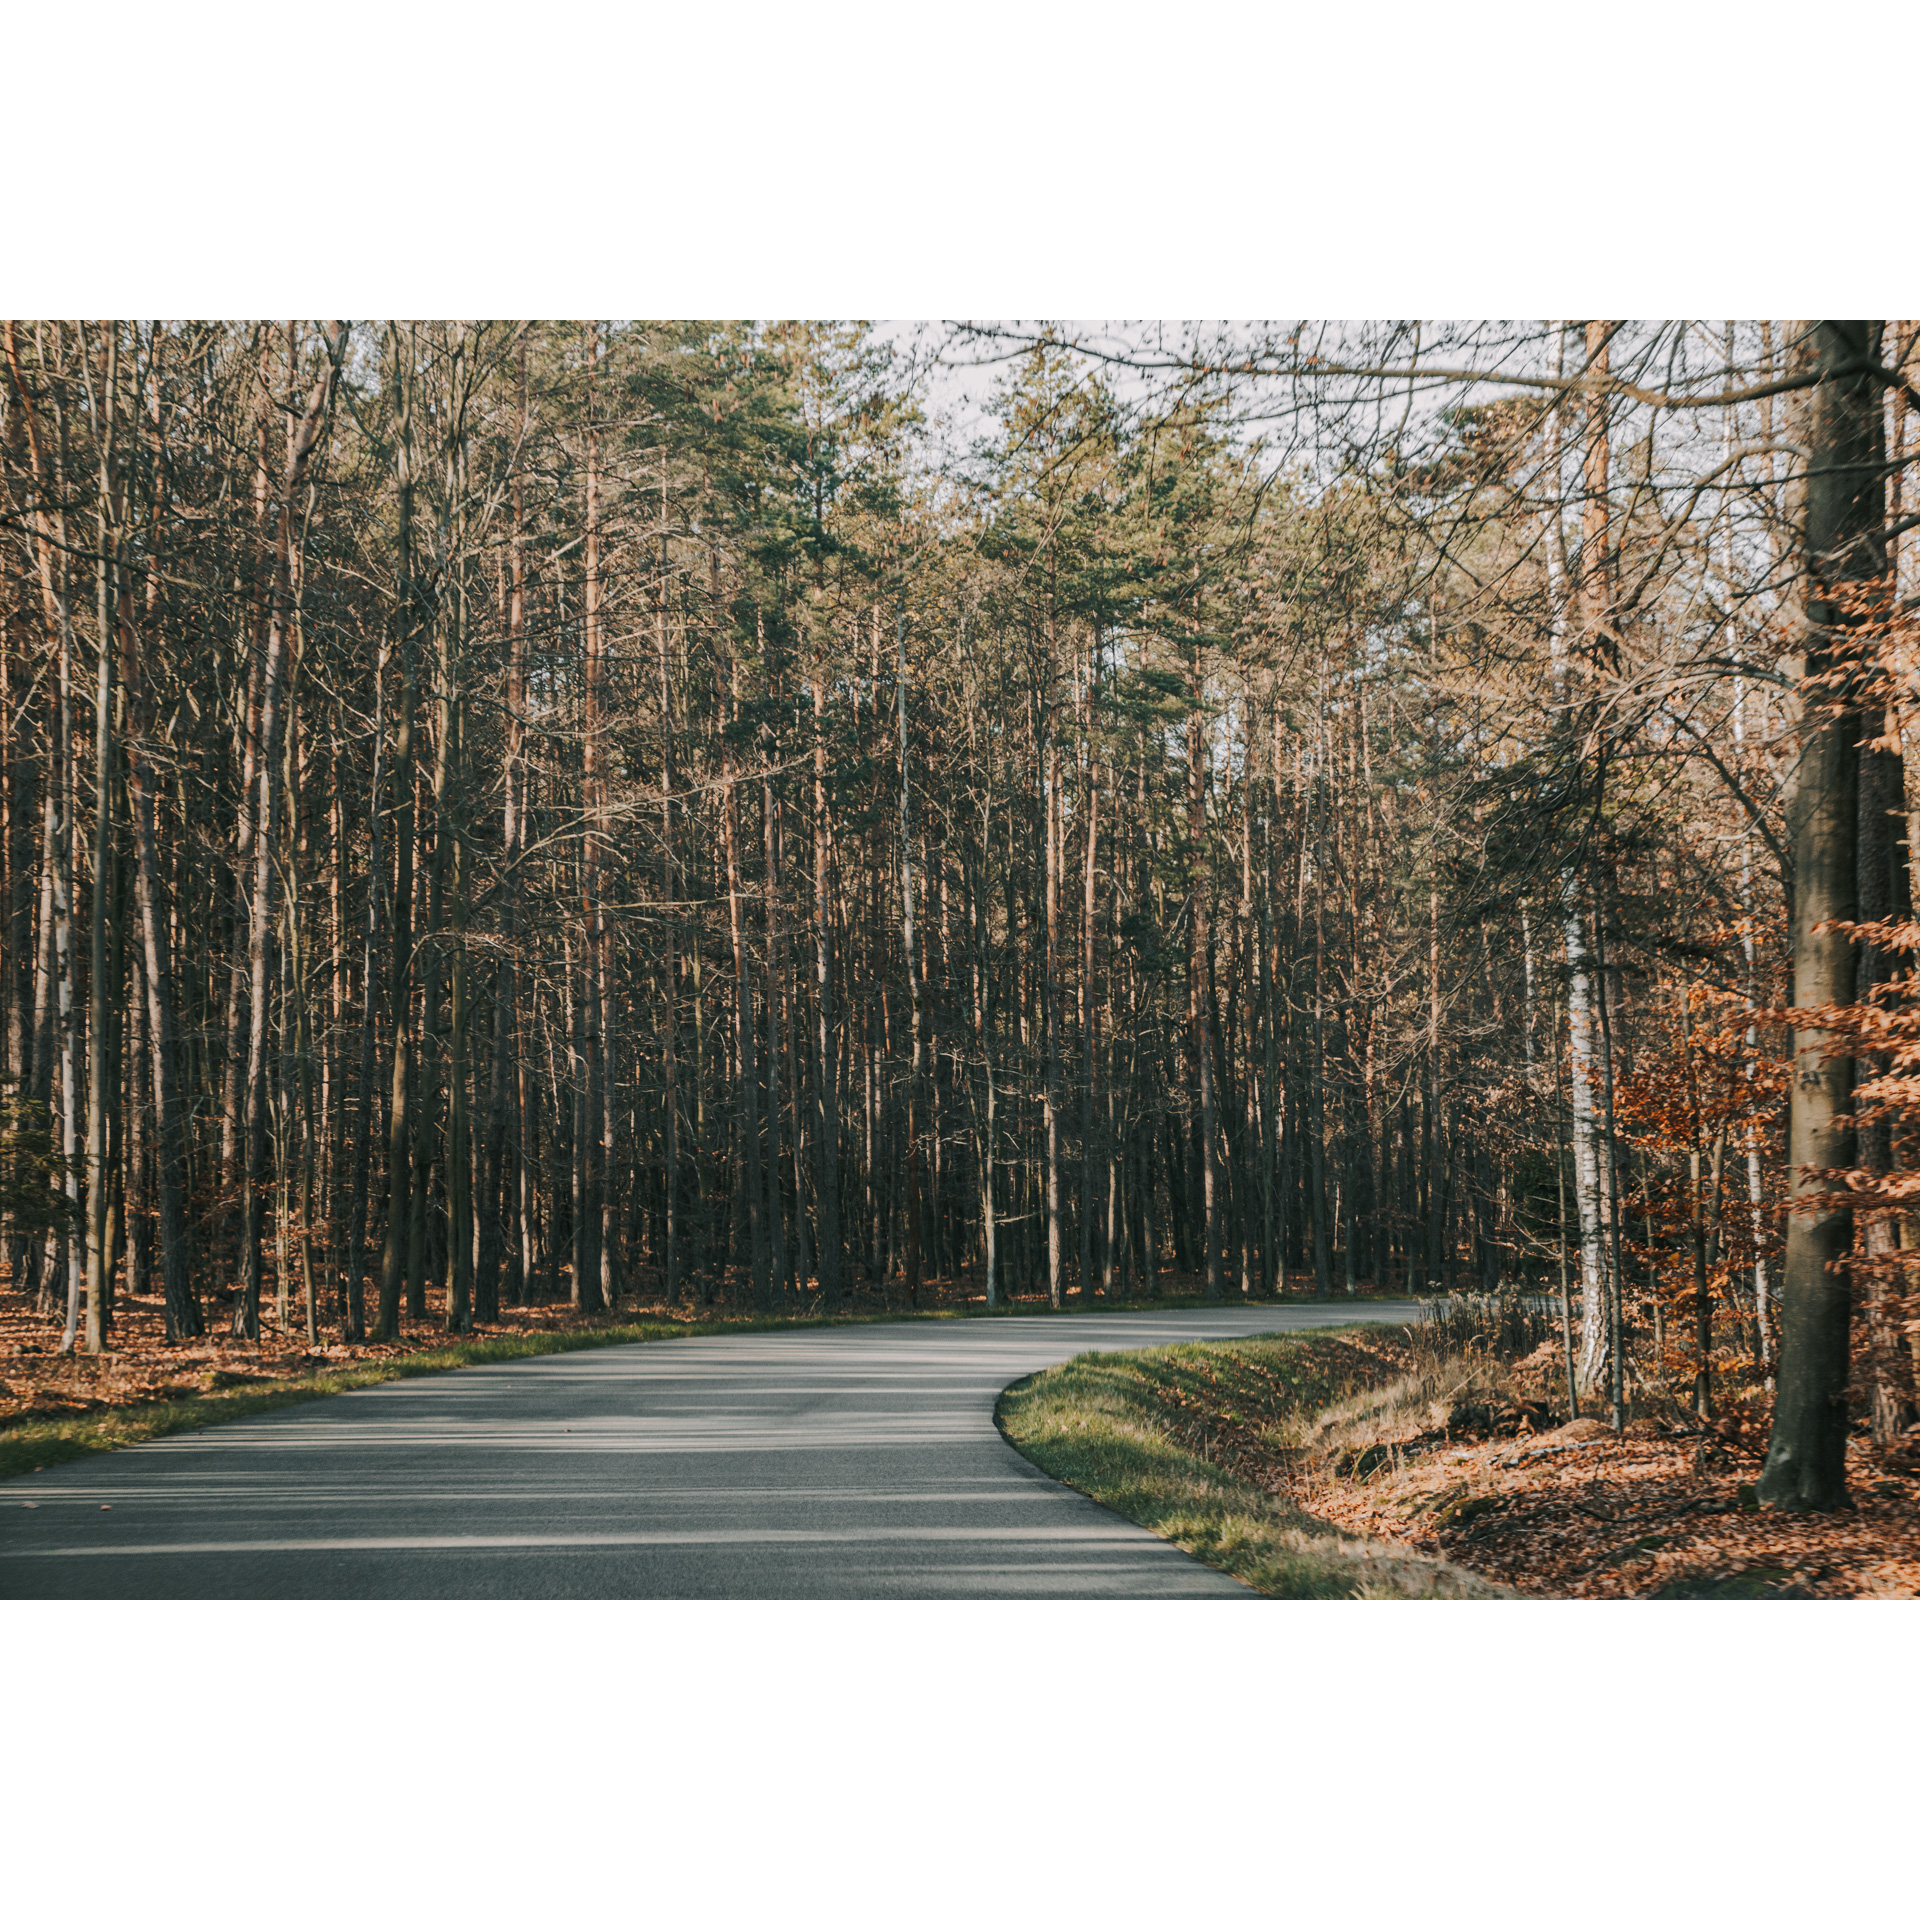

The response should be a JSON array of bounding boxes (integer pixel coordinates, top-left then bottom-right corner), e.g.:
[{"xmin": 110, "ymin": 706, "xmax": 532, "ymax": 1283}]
[
  {"xmin": 897, "ymin": 585, "xmax": 926, "ymax": 1311},
  {"xmin": 1760, "ymin": 321, "xmax": 1886, "ymax": 1512},
  {"xmin": 1563, "ymin": 877, "xmax": 1608, "ymax": 1378},
  {"xmin": 219, "ymin": 335, "xmax": 276, "ymax": 1228},
  {"xmin": 1309, "ymin": 760, "xmax": 1331, "ymax": 1302},
  {"xmin": 810, "ymin": 662, "xmax": 843, "ymax": 1308},
  {"xmin": 128, "ymin": 627, "xmax": 202, "ymax": 1341},
  {"xmin": 1188, "ymin": 647, "xmax": 1222, "ymax": 1301},
  {"xmin": 577, "ymin": 323, "xmax": 607, "ymax": 1315},
  {"xmin": 235, "ymin": 325, "xmax": 344, "ymax": 1338},
  {"xmin": 1042, "ymin": 639, "xmax": 1063, "ymax": 1309},
  {"xmin": 479, "ymin": 341, "xmax": 531, "ymax": 1324},
  {"xmin": 1079, "ymin": 670, "xmax": 1101, "ymax": 1299},
  {"xmin": 443, "ymin": 437, "xmax": 473, "ymax": 1336},
  {"xmin": 723, "ymin": 646, "xmax": 769, "ymax": 1309},
  {"xmin": 81, "ymin": 323, "xmax": 120, "ymax": 1353},
  {"xmin": 1543, "ymin": 324, "xmax": 1609, "ymax": 1380},
  {"xmin": 656, "ymin": 444, "xmax": 681, "ymax": 1308},
  {"xmin": 344, "ymin": 636, "xmax": 388, "ymax": 1341},
  {"xmin": 762, "ymin": 743, "xmax": 792, "ymax": 1305},
  {"xmin": 8, "ymin": 324, "xmax": 87, "ymax": 1346},
  {"xmin": 375, "ymin": 326, "xmax": 419, "ymax": 1342}
]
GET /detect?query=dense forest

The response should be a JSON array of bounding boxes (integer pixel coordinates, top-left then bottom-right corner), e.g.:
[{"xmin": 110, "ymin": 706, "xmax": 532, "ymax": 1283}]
[{"xmin": 2, "ymin": 318, "xmax": 1914, "ymax": 1509}]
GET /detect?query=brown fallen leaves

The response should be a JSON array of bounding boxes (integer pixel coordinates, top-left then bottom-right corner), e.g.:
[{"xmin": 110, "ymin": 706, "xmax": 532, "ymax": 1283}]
[
  {"xmin": 0, "ymin": 1265, "xmax": 1204, "ymax": 1433},
  {"xmin": 1291, "ymin": 1419, "xmax": 1920, "ymax": 1599},
  {"xmin": 1085, "ymin": 1330, "xmax": 1920, "ymax": 1598},
  {"xmin": 0, "ymin": 1278, "xmax": 918, "ymax": 1430},
  {"xmin": 0, "ymin": 1285, "xmax": 596, "ymax": 1427}
]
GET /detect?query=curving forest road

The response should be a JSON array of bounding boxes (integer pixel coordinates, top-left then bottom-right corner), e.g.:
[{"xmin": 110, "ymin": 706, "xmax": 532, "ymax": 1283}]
[{"xmin": 0, "ymin": 1302, "xmax": 1416, "ymax": 1600}]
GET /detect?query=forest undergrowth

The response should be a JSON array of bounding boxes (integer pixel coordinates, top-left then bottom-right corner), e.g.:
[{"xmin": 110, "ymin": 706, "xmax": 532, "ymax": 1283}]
[
  {"xmin": 997, "ymin": 1329, "xmax": 1512, "ymax": 1598},
  {"xmin": 1003, "ymin": 1310, "xmax": 1920, "ymax": 1598},
  {"xmin": 1293, "ymin": 1316, "xmax": 1920, "ymax": 1597}
]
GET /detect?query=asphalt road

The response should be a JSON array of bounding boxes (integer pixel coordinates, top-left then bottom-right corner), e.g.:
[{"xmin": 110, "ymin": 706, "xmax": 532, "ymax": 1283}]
[{"xmin": 0, "ymin": 1301, "xmax": 1416, "ymax": 1599}]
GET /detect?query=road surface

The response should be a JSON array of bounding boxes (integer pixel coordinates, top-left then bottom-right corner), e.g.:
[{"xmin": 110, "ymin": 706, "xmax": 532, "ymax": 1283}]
[{"xmin": 0, "ymin": 1301, "xmax": 1415, "ymax": 1599}]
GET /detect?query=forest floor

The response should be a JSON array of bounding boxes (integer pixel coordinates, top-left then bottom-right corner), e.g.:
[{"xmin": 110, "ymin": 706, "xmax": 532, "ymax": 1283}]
[
  {"xmin": 998, "ymin": 1331, "xmax": 1511, "ymax": 1597},
  {"xmin": 0, "ymin": 1265, "xmax": 1397, "ymax": 1478},
  {"xmin": 0, "ymin": 1272, "xmax": 966, "ymax": 1434},
  {"xmin": 1062, "ymin": 1321, "xmax": 1920, "ymax": 1599}
]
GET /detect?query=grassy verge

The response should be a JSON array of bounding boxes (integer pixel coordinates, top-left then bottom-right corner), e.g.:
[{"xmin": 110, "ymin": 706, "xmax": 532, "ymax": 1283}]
[
  {"xmin": 0, "ymin": 1289, "xmax": 1384, "ymax": 1482},
  {"xmin": 996, "ymin": 1331, "xmax": 1511, "ymax": 1599}
]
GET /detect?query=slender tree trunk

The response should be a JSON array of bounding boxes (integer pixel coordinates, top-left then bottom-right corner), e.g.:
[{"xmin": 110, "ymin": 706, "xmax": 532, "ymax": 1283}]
[
  {"xmin": 6, "ymin": 325, "xmax": 83, "ymax": 1343},
  {"xmin": 342, "ymin": 639, "xmax": 389, "ymax": 1341},
  {"xmin": 476, "ymin": 347, "xmax": 528, "ymax": 1326},
  {"xmin": 235, "ymin": 326, "xmax": 343, "ymax": 1338},
  {"xmin": 723, "ymin": 648, "xmax": 769, "ymax": 1309},
  {"xmin": 1543, "ymin": 327, "xmax": 1610, "ymax": 1381},
  {"xmin": 80, "ymin": 324, "xmax": 120, "ymax": 1353},
  {"xmin": 577, "ymin": 322, "xmax": 608, "ymax": 1315},
  {"xmin": 375, "ymin": 329, "xmax": 419, "ymax": 1342},
  {"xmin": 762, "ymin": 748, "xmax": 792, "ymax": 1305},
  {"xmin": 1189, "ymin": 650, "xmax": 1222, "ymax": 1301},
  {"xmin": 1042, "ymin": 653, "xmax": 1063, "ymax": 1309},
  {"xmin": 810, "ymin": 663, "xmax": 843, "ymax": 1309},
  {"xmin": 1310, "ymin": 765, "xmax": 1331, "ymax": 1302},
  {"xmin": 219, "ymin": 338, "xmax": 275, "ymax": 1230},
  {"xmin": 897, "ymin": 585, "xmax": 926, "ymax": 1311},
  {"xmin": 1079, "ymin": 679, "xmax": 1101, "ymax": 1298},
  {"xmin": 1564, "ymin": 878, "xmax": 1608, "ymax": 1379},
  {"xmin": 128, "ymin": 647, "xmax": 202, "ymax": 1341},
  {"xmin": 443, "ymin": 472, "xmax": 473, "ymax": 1335},
  {"xmin": 656, "ymin": 446, "xmax": 681, "ymax": 1308}
]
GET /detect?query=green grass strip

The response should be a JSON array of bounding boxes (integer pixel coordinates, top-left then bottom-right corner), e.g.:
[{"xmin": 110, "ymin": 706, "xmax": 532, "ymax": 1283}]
[{"xmin": 997, "ymin": 1332, "xmax": 1510, "ymax": 1600}]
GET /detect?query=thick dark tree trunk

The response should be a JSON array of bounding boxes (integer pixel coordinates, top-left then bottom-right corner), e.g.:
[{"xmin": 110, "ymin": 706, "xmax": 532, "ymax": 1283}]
[{"xmin": 1760, "ymin": 321, "xmax": 1886, "ymax": 1513}]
